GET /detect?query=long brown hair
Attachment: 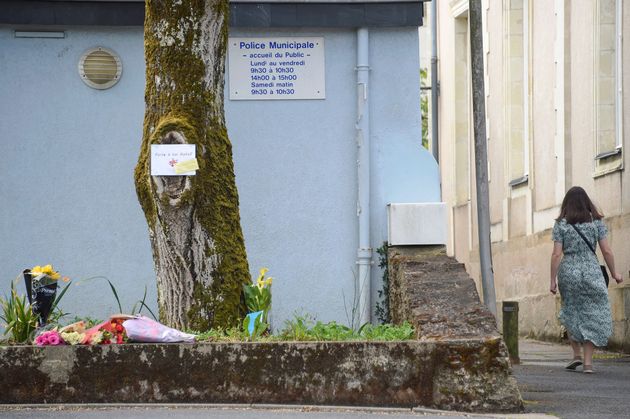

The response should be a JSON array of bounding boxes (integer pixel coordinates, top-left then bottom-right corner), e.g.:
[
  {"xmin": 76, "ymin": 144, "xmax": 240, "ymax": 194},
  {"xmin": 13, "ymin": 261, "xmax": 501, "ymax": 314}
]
[{"xmin": 557, "ymin": 186, "xmax": 603, "ymax": 224}]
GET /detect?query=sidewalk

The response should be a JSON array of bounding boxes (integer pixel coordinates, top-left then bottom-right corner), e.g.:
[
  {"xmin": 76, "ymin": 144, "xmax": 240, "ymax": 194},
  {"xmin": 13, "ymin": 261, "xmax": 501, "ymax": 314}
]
[{"xmin": 513, "ymin": 339, "xmax": 630, "ymax": 419}]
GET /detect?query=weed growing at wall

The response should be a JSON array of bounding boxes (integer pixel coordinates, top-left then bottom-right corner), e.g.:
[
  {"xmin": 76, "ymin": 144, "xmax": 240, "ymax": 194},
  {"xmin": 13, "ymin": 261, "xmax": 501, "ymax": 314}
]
[
  {"xmin": 343, "ymin": 268, "xmax": 369, "ymax": 331},
  {"xmin": 375, "ymin": 242, "xmax": 391, "ymax": 324},
  {"xmin": 420, "ymin": 68, "xmax": 429, "ymax": 150},
  {"xmin": 192, "ymin": 314, "xmax": 414, "ymax": 342}
]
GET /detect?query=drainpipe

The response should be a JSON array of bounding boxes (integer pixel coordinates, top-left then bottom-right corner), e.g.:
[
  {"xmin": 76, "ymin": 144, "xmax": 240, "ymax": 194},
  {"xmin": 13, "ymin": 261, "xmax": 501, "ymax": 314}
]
[
  {"xmin": 356, "ymin": 27, "xmax": 372, "ymax": 326},
  {"xmin": 430, "ymin": 0, "xmax": 439, "ymax": 164}
]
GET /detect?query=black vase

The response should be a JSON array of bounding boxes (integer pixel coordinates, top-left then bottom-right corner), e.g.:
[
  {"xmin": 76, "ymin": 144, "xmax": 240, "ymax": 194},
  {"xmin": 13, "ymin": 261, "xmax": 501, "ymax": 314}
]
[{"xmin": 23, "ymin": 270, "xmax": 58, "ymax": 327}]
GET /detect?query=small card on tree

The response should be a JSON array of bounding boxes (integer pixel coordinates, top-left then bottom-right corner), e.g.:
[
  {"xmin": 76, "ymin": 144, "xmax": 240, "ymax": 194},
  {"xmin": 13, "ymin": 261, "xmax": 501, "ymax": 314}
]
[{"xmin": 151, "ymin": 144, "xmax": 197, "ymax": 176}]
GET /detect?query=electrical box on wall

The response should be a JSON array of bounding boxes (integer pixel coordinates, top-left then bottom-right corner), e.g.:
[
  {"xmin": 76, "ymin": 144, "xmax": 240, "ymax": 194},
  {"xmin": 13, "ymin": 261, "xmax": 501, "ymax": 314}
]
[{"xmin": 387, "ymin": 203, "xmax": 447, "ymax": 245}]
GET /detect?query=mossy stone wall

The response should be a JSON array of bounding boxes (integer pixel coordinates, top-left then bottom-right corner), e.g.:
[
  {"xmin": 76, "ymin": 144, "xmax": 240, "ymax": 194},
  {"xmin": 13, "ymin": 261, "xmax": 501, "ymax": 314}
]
[{"xmin": 0, "ymin": 340, "xmax": 522, "ymax": 412}]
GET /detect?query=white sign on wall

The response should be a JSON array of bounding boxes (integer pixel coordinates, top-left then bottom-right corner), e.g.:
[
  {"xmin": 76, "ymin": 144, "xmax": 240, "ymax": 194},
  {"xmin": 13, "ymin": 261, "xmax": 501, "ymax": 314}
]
[
  {"xmin": 228, "ymin": 37, "xmax": 325, "ymax": 100},
  {"xmin": 150, "ymin": 144, "xmax": 197, "ymax": 176}
]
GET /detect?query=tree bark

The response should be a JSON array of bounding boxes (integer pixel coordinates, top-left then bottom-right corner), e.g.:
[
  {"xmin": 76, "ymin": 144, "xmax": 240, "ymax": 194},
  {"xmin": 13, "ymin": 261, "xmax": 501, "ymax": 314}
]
[{"xmin": 135, "ymin": 0, "xmax": 250, "ymax": 330}]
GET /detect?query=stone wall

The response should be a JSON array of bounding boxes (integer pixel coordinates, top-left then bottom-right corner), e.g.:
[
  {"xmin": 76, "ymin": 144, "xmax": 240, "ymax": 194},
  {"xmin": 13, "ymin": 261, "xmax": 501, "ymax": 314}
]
[
  {"xmin": 0, "ymin": 244, "xmax": 522, "ymax": 413},
  {"xmin": 388, "ymin": 245, "xmax": 522, "ymax": 411},
  {"xmin": 389, "ymin": 246, "xmax": 498, "ymax": 339},
  {"xmin": 1, "ymin": 339, "xmax": 521, "ymax": 412}
]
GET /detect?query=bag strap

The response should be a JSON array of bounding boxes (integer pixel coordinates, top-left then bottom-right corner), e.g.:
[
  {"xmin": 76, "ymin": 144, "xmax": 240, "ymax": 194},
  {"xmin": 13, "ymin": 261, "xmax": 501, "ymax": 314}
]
[{"xmin": 570, "ymin": 223, "xmax": 596, "ymax": 254}]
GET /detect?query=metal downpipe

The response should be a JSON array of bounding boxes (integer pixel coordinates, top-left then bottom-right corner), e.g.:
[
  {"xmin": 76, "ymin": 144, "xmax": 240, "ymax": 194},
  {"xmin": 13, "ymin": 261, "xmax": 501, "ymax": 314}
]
[
  {"xmin": 356, "ymin": 27, "xmax": 372, "ymax": 326},
  {"xmin": 431, "ymin": 0, "xmax": 440, "ymax": 163}
]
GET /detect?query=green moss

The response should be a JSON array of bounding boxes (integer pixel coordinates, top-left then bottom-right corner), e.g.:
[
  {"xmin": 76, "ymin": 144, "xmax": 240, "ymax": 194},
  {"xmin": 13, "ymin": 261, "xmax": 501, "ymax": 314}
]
[{"xmin": 135, "ymin": 0, "xmax": 250, "ymax": 330}]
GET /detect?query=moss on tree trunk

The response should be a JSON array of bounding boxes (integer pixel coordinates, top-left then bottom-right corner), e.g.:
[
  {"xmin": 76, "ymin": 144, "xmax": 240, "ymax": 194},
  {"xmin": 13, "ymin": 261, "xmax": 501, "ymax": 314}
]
[{"xmin": 135, "ymin": 0, "xmax": 249, "ymax": 330}]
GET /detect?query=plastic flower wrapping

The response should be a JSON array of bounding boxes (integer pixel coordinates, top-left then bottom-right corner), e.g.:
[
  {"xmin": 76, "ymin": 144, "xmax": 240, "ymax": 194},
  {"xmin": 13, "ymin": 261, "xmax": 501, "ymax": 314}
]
[
  {"xmin": 44, "ymin": 315, "xmax": 196, "ymax": 345},
  {"xmin": 23, "ymin": 264, "xmax": 70, "ymax": 327}
]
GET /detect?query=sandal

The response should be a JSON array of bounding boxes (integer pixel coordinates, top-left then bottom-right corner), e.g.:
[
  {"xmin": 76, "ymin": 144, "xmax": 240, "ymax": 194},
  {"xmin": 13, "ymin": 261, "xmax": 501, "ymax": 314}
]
[
  {"xmin": 565, "ymin": 357, "xmax": 583, "ymax": 370},
  {"xmin": 583, "ymin": 365, "xmax": 594, "ymax": 374}
]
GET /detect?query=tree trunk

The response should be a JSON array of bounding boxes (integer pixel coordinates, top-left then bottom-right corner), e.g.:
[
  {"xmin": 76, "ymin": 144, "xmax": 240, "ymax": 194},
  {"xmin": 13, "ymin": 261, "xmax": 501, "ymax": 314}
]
[{"xmin": 135, "ymin": 0, "xmax": 250, "ymax": 330}]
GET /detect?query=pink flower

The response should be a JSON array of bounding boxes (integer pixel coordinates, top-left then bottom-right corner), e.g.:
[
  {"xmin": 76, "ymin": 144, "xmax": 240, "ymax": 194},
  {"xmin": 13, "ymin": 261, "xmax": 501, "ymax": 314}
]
[
  {"xmin": 47, "ymin": 333, "xmax": 61, "ymax": 345},
  {"xmin": 34, "ymin": 330, "xmax": 65, "ymax": 346}
]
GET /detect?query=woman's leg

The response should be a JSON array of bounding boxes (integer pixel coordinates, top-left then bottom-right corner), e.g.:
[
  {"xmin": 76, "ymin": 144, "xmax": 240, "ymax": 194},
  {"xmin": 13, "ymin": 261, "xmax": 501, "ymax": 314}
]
[
  {"xmin": 569, "ymin": 336, "xmax": 582, "ymax": 359},
  {"xmin": 583, "ymin": 341, "xmax": 595, "ymax": 372},
  {"xmin": 565, "ymin": 336, "xmax": 583, "ymax": 370}
]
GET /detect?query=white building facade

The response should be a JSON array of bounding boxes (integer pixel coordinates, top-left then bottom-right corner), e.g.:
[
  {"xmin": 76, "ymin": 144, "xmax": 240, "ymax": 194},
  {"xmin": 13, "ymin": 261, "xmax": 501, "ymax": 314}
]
[{"xmin": 428, "ymin": 0, "xmax": 630, "ymax": 350}]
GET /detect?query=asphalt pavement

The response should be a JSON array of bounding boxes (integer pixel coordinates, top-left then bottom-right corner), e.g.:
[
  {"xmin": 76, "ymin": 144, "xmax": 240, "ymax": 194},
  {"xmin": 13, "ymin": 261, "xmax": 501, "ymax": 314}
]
[
  {"xmin": 1, "ymin": 339, "xmax": 628, "ymax": 419},
  {"xmin": 513, "ymin": 339, "xmax": 630, "ymax": 419}
]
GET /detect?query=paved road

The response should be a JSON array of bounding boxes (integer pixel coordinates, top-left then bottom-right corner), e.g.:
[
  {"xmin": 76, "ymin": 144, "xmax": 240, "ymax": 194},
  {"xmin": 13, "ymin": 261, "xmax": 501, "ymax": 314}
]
[{"xmin": 513, "ymin": 339, "xmax": 630, "ymax": 419}]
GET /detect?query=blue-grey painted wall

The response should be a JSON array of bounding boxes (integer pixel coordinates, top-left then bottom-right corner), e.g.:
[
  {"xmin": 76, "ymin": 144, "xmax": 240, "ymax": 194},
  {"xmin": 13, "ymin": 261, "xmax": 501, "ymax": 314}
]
[
  {"xmin": 0, "ymin": 27, "xmax": 155, "ymax": 319},
  {"xmin": 0, "ymin": 25, "xmax": 439, "ymax": 329}
]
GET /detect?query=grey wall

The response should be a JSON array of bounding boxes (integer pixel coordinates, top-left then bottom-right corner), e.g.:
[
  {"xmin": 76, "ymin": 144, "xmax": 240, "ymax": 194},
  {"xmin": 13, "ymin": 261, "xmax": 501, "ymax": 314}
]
[
  {"xmin": 0, "ymin": 25, "xmax": 439, "ymax": 329},
  {"xmin": 0, "ymin": 27, "xmax": 155, "ymax": 318}
]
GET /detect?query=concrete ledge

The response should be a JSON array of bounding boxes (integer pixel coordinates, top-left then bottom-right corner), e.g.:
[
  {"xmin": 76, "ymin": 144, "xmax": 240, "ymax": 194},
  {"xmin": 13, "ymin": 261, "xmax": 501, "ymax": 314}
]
[{"xmin": 0, "ymin": 339, "xmax": 522, "ymax": 413}]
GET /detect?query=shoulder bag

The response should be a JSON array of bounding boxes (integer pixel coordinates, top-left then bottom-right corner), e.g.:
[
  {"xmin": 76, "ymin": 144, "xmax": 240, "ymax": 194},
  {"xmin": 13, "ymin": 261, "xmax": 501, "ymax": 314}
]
[{"xmin": 570, "ymin": 223, "xmax": 609, "ymax": 287}]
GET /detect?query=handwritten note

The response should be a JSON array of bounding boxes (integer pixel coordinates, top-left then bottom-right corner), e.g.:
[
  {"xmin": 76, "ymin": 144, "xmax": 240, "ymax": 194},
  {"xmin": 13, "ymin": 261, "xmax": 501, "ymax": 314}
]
[{"xmin": 150, "ymin": 144, "xmax": 196, "ymax": 176}]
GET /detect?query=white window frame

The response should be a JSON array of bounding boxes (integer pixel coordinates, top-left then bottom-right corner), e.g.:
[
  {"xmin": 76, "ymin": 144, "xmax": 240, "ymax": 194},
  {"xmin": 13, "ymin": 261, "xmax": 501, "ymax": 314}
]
[
  {"xmin": 504, "ymin": 0, "xmax": 530, "ymax": 188},
  {"xmin": 615, "ymin": 0, "xmax": 623, "ymax": 150},
  {"xmin": 594, "ymin": 0, "xmax": 623, "ymax": 167}
]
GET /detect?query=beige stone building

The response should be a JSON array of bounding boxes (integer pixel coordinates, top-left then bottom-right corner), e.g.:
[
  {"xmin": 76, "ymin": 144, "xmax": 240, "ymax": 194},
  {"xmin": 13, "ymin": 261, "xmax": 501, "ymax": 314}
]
[{"xmin": 425, "ymin": 0, "xmax": 630, "ymax": 350}]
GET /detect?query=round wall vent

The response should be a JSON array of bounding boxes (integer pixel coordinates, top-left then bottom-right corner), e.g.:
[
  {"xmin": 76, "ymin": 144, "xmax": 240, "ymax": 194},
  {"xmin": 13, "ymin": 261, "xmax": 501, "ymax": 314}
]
[{"xmin": 78, "ymin": 47, "xmax": 122, "ymax": 90}]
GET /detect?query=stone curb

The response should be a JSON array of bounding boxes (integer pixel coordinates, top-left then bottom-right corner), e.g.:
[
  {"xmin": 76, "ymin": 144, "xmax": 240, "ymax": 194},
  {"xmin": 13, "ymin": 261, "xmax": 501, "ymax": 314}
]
[
  {"xmin": 412, "ymin": 407, "xmax": 555, "ymax": 418},
  {"xmin": 0, "ymin": 403, "xmax": 410, "ymax": 413},
  {"xmin": 0, "ymin": 403, "xmax": 555, "ymax": 418}
]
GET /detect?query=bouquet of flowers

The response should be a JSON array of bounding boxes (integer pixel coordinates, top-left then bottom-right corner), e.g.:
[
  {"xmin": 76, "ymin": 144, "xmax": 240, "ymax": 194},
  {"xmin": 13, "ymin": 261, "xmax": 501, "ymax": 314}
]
[
  {"xmin": 54, "ymin": 315, "xmax": 195, "ymax": 345},
  {"xmin": 34, "ymin": 329, "xmax": 65, "ymax": 346},
  {"xmin": 59, "ymin": 321, "xmax": 87, "ymax": 345},
  {"xmin": 110, "ymin": 317, "xmax": 127, "ymax": 344},
  {"xmin": 23, "ymin": 264, "xmax": 67, "ymax": 326},
  {"xmin": 82, "ymin": 315, "xmax": 132, "ymax": 345}
]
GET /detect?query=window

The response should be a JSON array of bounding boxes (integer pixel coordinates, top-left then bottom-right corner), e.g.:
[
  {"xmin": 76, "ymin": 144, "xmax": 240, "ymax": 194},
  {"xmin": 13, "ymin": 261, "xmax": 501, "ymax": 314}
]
[
  {"xmin": 455, "ymin": 16, "xmax": 471, "ymax": 204},
  {"xmin": 504, "ymin": 0, "xmax": 529, "ymax": 187},
  {"xmin": 594, "ymin": 0, "xmax": 623, "ymax": 173}
]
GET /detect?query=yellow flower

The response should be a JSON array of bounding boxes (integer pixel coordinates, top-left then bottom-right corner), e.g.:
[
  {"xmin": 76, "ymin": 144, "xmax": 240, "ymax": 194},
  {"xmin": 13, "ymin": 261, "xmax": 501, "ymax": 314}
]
[
  {"xmin": 31, "ymin": 264, "xmax": 61, "ymax": 280},
  {"xmin": 255, "ymin": 267, "xmax": 269, "ymax": 290},
  {"xmin": 256, "ymin": 267, "xmax": 269, "ymax": 282},
  {"xmin": 265, "ymin": 277, "xmax": 273, "ymax": 286}
]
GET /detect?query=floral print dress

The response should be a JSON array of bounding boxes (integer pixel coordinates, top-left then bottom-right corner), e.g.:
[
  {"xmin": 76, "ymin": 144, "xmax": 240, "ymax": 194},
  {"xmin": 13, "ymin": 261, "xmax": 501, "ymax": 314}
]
[{"xmin": 552, "ymin": 218, "xmax": 612, "ymax": 347}]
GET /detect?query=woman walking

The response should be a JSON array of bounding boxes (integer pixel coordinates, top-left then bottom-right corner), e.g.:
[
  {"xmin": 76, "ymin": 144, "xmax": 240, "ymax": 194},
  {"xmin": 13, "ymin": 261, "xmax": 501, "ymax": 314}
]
[{"xmin": 550, "ymin": 186, "xmax": 623, "ymax": 373}]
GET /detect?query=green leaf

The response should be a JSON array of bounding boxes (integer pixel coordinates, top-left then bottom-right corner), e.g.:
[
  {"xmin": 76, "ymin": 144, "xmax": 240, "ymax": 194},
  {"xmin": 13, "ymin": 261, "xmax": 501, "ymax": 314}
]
[{"xmin": 50, "ymin": 280, "xmax": 72, "ymax": 315}]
